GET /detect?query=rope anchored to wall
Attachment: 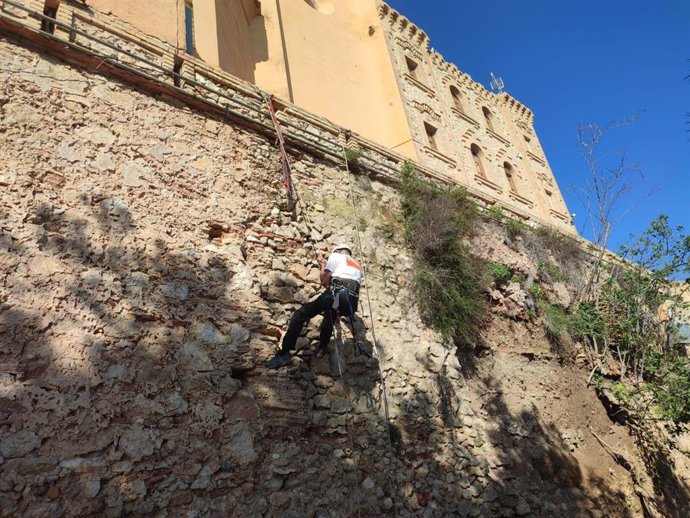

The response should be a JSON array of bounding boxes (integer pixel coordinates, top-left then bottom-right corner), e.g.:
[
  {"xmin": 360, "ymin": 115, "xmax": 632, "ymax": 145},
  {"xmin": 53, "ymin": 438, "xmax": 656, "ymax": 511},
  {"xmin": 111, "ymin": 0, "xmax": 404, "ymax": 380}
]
[{"xmin": 262, "ymin": 93, "xmax": 295, "ymax": 207}]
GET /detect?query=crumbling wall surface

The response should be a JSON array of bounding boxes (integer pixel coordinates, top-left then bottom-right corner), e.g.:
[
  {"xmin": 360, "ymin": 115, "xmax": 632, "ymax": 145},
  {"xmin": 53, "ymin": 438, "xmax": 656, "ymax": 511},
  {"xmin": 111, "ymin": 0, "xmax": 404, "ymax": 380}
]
[{"xmin": 0, "ymin": 37, "xmax": 647, "ymax": 518}]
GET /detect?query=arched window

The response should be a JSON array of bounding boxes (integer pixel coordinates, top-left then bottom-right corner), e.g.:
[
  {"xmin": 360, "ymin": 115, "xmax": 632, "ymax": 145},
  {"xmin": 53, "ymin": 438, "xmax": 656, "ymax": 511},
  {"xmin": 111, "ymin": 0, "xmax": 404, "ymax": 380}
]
[
  {"xmin": 504, "ymin": 162, "xmax": 518, "ymax": 193},
  {"xmin": 523, "ymin": 135, "xmax": 532, "ymax": 152},
  {"xmin": 424, "ymin": 122, "xmax": 438, "ymax": 151},
  {"xmin": 482, "ymin": 107, "xmax": 494, "ymax": 132},
  {"xmin": 450, "ymin": 86, "xmax": 463, "ymax": 112},
  {"xmin": 471, "ymin": 144, "xmax": 485, "ymax": 178}
]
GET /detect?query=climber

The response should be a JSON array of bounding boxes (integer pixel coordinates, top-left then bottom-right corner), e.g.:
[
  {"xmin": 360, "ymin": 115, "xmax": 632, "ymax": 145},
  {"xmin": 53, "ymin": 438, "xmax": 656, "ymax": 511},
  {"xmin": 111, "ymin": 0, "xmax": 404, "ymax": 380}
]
[{"xmin": 264, "ymin": 244, "xmax": 362, "ymax": 368}]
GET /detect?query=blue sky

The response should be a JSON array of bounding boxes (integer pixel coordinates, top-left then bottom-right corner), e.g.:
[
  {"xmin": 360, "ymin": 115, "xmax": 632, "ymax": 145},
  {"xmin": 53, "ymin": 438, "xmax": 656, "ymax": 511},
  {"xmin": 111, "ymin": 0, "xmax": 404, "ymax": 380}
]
[{"xmin": 386, "ymin": 0, "xmax": 689, "ymax": 251}]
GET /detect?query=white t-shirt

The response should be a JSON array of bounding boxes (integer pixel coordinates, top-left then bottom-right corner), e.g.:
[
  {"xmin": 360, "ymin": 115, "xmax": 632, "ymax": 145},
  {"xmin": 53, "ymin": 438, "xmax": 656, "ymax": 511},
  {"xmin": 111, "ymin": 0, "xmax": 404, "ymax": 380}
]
[{"xmin": 325, "ymin": 253, "xmax": 363, "ymax": 284}]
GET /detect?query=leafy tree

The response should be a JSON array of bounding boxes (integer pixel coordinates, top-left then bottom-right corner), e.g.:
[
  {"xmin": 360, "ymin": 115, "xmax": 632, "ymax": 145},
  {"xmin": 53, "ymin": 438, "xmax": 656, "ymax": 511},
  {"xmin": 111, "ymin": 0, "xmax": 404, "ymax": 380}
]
[
  {"xmin": 603, "ymin": 216, "xmax": 690, "ymax": 380},
  {"xmin": 592, "ymin": 216, "xmax": 690, "ymax": 424}
]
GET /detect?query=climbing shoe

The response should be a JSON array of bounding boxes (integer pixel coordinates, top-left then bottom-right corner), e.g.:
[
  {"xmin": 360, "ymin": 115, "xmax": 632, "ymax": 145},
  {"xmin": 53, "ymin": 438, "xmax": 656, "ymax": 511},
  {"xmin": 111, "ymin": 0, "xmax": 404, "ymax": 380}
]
[{"xmin": 264, "ymin": 353, "xmax": 293, "ymax": 369}]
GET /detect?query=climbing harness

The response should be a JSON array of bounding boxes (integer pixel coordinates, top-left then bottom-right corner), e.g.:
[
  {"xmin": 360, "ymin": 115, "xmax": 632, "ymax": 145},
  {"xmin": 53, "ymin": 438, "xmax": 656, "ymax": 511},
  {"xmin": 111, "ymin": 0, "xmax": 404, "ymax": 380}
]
[
  {"xmin": 258, "ymin": 88, "xmax": 398, "ymax": 514},
  {"xmin": 330, "ymin": 279, "xmax": 367, "ymax": 357}
]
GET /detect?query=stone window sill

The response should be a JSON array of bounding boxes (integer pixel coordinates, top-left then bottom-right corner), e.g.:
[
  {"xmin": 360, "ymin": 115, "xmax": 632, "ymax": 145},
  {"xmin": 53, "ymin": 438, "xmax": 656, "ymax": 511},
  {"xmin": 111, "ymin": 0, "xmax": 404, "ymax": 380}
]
[
  {"xmin": 475, "ymin": 174, "xmax": 503, "ymax": 194},
  {"xmin": 509, "ymin": 191, "xmax": 534, "ymax": 208},
  {"xmin": 527, "ymin": 150, "xmax": 546, "ymax": 165},
  {"xmin": 550, "ymin": 209, "xmax": 571, "ymax": 223},
  {"xmin": 486, "ymin": 129, "xmax": 510, "ymax": 146},
  {"xmin": 403, "ymin": 73, "xmax": 436, "ymax": 97},
  {"xmin": 537, "ymin": 173, "xmax": 555, "ymax": 189},
  {"xmin": 450, "ymin": 107, "xmax": 479, "ymax": 128},
  {"xmin": 422, "ymin": 146, "xmax": 457, "ymax": 167}
]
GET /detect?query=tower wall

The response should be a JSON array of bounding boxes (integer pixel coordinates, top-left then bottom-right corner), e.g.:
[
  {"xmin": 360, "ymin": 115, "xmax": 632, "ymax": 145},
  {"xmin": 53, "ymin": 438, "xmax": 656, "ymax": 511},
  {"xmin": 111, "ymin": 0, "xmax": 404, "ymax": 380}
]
[{"xmin": 377, "ymin": 2, "xmax": 574, "ymax": 232}]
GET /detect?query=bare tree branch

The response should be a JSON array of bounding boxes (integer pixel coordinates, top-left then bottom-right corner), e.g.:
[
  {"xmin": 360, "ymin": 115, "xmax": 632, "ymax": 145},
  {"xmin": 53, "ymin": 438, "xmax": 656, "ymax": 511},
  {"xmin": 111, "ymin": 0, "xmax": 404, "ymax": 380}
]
[{"xmin": 571, "ymin": 114, "xmax": 657, "ymax": 302}]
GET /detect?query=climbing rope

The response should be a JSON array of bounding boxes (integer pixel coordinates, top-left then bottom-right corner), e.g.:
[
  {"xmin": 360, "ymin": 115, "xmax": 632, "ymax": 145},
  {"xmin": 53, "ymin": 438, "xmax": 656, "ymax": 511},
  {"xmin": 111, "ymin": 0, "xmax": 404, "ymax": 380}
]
[
  {"xmin": 258, "ymin": 88, "xmax": 398, "ymax": 514},
  {"xmin": 257, "ymin": 94, "xmax": 369, "ymax": 516},
  {"xmin": 262, "ymin": 93, "xmax": 295, "ymax": 206},
  {"xmin": 340, "ymin": 142, "xmax": 400, "ymax": 518},
  {"xmin": 331, "ymin": 311, "xmax": 364, "ymax": 518}
]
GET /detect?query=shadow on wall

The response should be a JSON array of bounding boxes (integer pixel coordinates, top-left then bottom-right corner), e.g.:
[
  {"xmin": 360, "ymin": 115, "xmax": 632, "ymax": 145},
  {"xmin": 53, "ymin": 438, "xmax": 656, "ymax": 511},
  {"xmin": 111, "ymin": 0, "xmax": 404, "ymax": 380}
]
[
  {"xmin": 633, "ymin": 426, "xmax": 690, "ymax": 518},
  {"xmin": 250, "ymin": 13, "xmax": 269, "ymax": 65},
  {"xmin": 214, "ymin": 0, "xmax": 259, "ymax": 83},
  {"xmin": 389, "ymin": 366, "xmax": 635, "ymax": 517},
  {"xmin": 0, "ymin": 193, "xmax": 283, "ymax": 516},
  {"xmin": 478, "ymin": 374, "xmax": 634, "ymax": 518}
]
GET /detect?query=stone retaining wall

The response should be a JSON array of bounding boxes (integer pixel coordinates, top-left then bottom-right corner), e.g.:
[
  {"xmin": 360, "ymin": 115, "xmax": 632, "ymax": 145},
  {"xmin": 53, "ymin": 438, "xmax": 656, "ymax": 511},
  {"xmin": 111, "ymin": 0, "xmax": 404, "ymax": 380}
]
[{"xmin": 0, "ymin": 37, "xmax": 507, "ymax": 517}]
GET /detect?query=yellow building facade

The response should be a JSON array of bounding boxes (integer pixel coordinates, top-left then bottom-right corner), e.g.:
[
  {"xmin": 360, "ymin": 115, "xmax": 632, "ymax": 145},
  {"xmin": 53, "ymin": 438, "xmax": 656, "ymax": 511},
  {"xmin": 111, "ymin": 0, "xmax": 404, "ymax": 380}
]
[{"xmin": 41, "ymin": 0, "xmax": 575, "ymax": 233}]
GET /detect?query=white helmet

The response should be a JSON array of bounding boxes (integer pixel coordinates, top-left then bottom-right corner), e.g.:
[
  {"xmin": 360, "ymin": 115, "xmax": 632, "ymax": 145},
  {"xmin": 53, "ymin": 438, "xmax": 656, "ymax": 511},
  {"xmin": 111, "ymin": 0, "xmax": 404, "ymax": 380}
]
[{"xmin": 332, "ymin": 243, "xmax": 353, "ymax": 254}]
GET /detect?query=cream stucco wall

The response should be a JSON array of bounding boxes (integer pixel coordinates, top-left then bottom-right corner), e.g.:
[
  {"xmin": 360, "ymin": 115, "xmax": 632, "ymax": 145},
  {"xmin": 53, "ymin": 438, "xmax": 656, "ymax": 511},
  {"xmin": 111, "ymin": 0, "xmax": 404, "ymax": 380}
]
[
  {"xmin": 194, "ymin": 0, "xmax": 259, "ymax": 83},
  {"xmin": 87, "ymin": 0, "xmax": 179, "ymax": 45},
  {"xmin": 254, "ymin": 0, "xmax": 415, "ymax": 157},
  {"xmin": 249, "ymin": 0, "xmax": 290, "ymax": 100}
]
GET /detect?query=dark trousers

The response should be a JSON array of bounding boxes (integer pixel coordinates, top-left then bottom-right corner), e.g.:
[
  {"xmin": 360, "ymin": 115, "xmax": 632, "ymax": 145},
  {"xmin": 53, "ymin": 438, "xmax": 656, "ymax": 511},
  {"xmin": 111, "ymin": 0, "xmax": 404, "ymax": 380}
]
[{"xmin": 280, "ymin": 289, "xmax": 358, "ymax": 354}]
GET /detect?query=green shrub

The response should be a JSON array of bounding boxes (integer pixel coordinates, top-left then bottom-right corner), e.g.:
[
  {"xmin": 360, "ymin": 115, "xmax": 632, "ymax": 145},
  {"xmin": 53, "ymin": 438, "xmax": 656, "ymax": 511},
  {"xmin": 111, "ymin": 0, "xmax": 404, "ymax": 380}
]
[
  {"xmin": 539, "ymin": 300, "xmax": 571, "ymax": 344},
  {"xmin": 511, "ymin": 272, "xmax": 528, "ymax": 284},
  {"xmin": 400, "ymin": 164, "xmax": 488, "ymax": 345},
  {"xmin": 535, "ymin": 226, "xmax": 583, "ymax": 264},
  {"xmin": 537, "ymin": 259, "xmax": 567, "ymax": 282},
  {"xmin": 345, "ymin": 148, "xmax": 363, "ymax": 174},
  {"xmin": 611, "ymin": 381, "xmax": 635, "ymax": 406},
  {"xmin": 487, "ymin": 204, "xmax": 506, "ymax": 222},
  {"xmin": 489, "ymin": 262, "xmax": 513, "ymax": 286},
  {"xmin": 569, "ymin": 303, "xmax": 606, "ymax": 342},
  {"xmin": 505, "ymin": 218, "xmax": 527, "ymax": 240},
  {"xmin": 574, "ymin": 216, "xmax": 690, "ymax": 426},
  {"xmin": 529, "ymin": 283, "xmax": 545, "ymax": 301},
  {"xmin": 649, "ymin": 356, "xmax": 690, "ymax": 424}
]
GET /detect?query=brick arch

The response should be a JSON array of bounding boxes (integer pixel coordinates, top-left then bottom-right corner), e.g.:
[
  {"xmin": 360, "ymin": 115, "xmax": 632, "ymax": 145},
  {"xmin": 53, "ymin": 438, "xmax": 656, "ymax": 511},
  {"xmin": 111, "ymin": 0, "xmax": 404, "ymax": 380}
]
[
  {"xmin": 503, "ymin": 161, "xmax": 518, "ymax": 193},
  {"xmin": 482, "ymin": 106, "xmax": 495, "ymax": 132}
]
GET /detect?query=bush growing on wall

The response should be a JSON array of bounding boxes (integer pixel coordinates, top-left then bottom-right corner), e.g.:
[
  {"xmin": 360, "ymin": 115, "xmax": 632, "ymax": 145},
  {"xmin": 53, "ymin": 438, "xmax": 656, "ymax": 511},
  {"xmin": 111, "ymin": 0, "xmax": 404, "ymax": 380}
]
[{"xmin": 399, "ymin": 163, "xmax": 488, "ymax": 346}]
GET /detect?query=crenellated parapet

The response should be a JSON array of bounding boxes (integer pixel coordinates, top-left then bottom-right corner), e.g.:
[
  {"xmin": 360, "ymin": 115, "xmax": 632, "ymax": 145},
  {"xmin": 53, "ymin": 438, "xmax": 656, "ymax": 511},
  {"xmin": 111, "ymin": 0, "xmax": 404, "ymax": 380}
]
[
  {"xmin": 496, "ymin": 92, "xmax": 534, "ymax": 126},
  {"xmin": 377, "ymin": 1, "xmax": 429, "ymax": 51}
]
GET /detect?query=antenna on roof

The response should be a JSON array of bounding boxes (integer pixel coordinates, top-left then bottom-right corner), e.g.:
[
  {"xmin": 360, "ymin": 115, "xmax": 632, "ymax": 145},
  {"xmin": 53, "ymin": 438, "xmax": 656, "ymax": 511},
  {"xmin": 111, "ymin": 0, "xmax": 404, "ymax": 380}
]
[{"xmin": 490, "ymin": 72, "xmax": 505, "ymax": 93}]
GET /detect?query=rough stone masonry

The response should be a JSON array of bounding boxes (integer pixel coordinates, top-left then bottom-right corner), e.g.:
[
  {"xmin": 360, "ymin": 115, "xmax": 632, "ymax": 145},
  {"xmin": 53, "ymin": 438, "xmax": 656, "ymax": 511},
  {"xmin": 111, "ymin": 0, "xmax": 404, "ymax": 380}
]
[
  {"xmin": 0, "ymin": 36, "xmax": 653, "ymax": 518},
  {"xmin": 0, "ymin": 36, "xmax": 491, "ymax": 517}
]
